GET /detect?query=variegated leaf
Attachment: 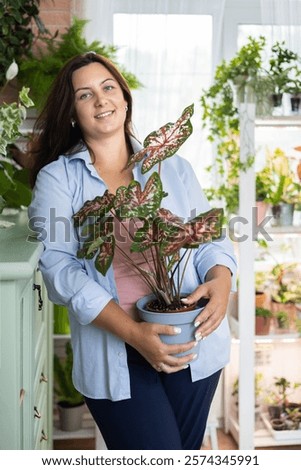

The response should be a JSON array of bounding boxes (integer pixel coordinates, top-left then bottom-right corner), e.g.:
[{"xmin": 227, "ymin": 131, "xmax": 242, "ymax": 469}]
[
  {"xmin": 94, "ymin": 237, "xmax": 115, "ymax": 276},
  {"xmin": 73, "ymin": 191, "xmax": 115, "ymax": 227},
  {"xmin": 128, "ymin": 104, "xmax": 194, "ymax": 174},
  {"xmin": 114, "ymin": 172, "xmax": 165, "ymax": 218},
  {"xmin": 183, "ymin": 208, "xmax": 223, "ymax": 248}
]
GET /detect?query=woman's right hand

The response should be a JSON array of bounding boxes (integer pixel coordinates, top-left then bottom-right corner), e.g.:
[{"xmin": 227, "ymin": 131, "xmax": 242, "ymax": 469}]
[{"xmin": 130, "ymin": 321, "xmax": 197, "ymax": 373}]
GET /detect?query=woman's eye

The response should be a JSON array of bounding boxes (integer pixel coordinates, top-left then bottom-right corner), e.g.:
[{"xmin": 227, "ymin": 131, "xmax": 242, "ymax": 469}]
[
  {"xmin": 79, "ymin": 92, "xmax": 91, "ymax": 100},
  {"xmin": 104, "ymin": 85, "xmax": 114, "ymax": 91}
]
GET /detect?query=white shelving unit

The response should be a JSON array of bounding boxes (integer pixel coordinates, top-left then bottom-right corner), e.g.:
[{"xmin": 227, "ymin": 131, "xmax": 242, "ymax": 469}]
[{"xmin": 225, "ymin": 109, "xmax": 301, "ymax": 449}]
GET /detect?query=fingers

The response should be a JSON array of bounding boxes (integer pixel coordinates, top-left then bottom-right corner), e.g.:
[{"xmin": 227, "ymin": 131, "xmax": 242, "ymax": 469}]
[{"xmin": 194, "ymin": 303, "xmax": 226, "ymax": 338}]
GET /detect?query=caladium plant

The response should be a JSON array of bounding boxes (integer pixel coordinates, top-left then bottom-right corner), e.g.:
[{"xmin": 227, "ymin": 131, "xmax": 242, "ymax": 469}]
[{"xmin": 73, "ymin": 104, "xmax": 223, "ymax": 308}]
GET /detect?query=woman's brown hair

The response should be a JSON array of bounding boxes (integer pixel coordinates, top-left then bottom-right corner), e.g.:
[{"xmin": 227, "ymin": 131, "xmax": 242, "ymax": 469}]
[{"xmin": 30, "ymin": 52, "xmax": 134, "ymax": 186}]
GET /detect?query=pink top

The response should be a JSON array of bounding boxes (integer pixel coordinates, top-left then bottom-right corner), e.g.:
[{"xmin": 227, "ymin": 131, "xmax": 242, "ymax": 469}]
[{"xmin": 113, "ymin": 218, "xmax": 153, "ymax": 320}]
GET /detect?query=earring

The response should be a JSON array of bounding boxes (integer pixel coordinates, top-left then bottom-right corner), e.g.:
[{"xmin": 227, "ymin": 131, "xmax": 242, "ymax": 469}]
[
  {"xmin": 125, "ymin": 105, "xmax": 128, "ymax": 112},
  {"xmin": 71, "ymin": 119, "xmax": 76, "ymax": 128}
]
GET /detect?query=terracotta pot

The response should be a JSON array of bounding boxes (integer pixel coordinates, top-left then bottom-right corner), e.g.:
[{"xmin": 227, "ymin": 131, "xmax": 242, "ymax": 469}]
[
  {"xmin": 255, "ymin": 316, "xmax": 271, "ymax": 335},
  {"xmin": 255, "ymin": 201, "xmax": 269, "ymax": 225}
]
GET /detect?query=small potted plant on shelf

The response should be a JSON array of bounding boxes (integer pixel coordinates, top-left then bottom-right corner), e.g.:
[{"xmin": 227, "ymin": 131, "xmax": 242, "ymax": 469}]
[
  {"xmin": 270, "ymin": 262, "xmax": 301, "ymax": 320},
  {"xmin": 266, "ymin": 41, "xmax": 299, "ymax": 109},
  {"xmin": 73, "ymin": 105, "xmax": 223, "ymax": 357},
  {"xmin": 264, "ymin": 147, "xmax": 301, "ymax": 226},
  {"xmin": 255, "ymin": 307, "xmax": 273, "ymax": 335},
  {"xmin": 284, "ymin": 64, "xmax": 301, "ymax": 110},
  {"xmin": 53, "ymin": 341, "xmax": 85, "ymax": 432}
]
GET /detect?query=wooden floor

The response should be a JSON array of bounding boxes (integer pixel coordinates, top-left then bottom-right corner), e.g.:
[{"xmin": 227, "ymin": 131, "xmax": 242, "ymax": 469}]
[
  {"xmin": 53, "ymin": 428, "xmax": 301, "ymax": 450},
  {"xmin": 53, "ymin": 429, "xmax": 238, "ymax": 450}
]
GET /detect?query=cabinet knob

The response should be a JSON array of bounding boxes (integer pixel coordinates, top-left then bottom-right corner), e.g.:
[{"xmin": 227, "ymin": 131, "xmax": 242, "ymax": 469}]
[
  {"xmin": 40, "ymin": 372, "xmax": 48, "ymax": 383},
  {"xmin": 33, "ymin": 283, "xmax": 43, "ymax": 310},
  {"xmin": 19, "ymin": 388, "xmax": 25, "ymax": 405},
  {"xmin": 40, "ymin": 430, "xmax": 48, "ymax": 442},
  {"xmin": 34, "ymin": 406, "xmax": 42, "ymax": 419}
]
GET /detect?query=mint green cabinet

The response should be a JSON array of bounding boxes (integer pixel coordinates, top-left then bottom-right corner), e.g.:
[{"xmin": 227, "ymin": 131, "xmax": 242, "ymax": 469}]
[{"xmin": 0, "ymin": 211, "xmax": 53, "ymax": 449}]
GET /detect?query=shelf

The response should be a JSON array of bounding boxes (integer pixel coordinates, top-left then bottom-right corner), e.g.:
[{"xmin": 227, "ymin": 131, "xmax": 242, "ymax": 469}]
[
  {"xmin": 229, "ymin": 317, "xmax": 301, "ymax": 343},
  {"xmin": 228, "ymin": 415, "xmax": 301, "ymax": 448},
  {"xmin": 256, "ymin": 116, "xmax": 301, "ymax": 127},
  {"xmin": 53, "ymin": 426, "xmax": 95, "ymax": 441}
]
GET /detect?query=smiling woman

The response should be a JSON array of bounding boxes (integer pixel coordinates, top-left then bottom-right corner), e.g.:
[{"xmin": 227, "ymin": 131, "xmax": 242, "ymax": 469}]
[{"xmin": 28, "ymin": 52, "xmax": 236, "ymax": 450}]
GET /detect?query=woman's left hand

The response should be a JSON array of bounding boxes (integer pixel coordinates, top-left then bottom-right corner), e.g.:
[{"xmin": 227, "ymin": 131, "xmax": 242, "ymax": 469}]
[{"xmin": 182, "ymin": 265, "xmax": 232, "ymax": 339}]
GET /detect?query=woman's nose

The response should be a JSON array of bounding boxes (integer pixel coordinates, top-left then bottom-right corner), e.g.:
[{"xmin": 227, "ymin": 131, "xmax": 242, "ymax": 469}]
[{"xmin": 94, "ymin": 91, "xmax": 107, "ymax": 107}]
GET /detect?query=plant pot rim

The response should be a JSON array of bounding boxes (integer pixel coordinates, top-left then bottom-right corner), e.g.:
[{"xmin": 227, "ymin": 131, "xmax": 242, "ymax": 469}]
[{"xmin": 136, "ymin": 293, "xmax": 208, "ymax": 321}]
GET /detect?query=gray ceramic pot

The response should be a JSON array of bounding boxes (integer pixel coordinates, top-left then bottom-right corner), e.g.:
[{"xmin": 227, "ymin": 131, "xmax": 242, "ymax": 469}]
[{"xmin": 136, "ymin": 294, "xmax": 208, "ymax": 359}]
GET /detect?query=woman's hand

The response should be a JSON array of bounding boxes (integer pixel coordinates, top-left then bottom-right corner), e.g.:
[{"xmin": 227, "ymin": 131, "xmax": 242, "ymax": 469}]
[
  {"xmin": 182, "ymin": 265, "xmax": 232, "ymax": 340},
  {"xmin": 92, "ymin": 299, "xmax": 196, "ymax": 374},
  {"xmin": 130, "ymin": 321, "xmax": 197, "ymax": 374}
]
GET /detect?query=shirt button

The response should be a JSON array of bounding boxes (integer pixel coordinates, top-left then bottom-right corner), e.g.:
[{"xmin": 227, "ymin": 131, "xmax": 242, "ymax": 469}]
[{"xmin": 118, "ymin": 351, "xmax": 124, "ymax": 357}]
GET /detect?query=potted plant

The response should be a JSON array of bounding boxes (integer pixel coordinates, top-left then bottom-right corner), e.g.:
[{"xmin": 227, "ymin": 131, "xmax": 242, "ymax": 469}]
[
  {"xmin": 264, "ymin": 147, "xmax": 301, "ymax": 226},
  {"xmin": 73, "ymin": 104, "xmax": 223, "ymax": 356},
  {"xmin": 265, "ymin": 376, "xmax": 301, "ymax": 425},
  {"xmin": 266, "ymin": 41, "xmax": 299, "ymax": 109},
  {"xmin": 255, "ymin": 307, "xmax": 273, "ymax": 335},
  {"xmin": 284, "ymin": 65, "xmax": 301, "ymax": 112},
  {"xmin": 0, "ymin": 62, "xmax": 34, "ymax": 213},
  {"xmin": 270, "ymin": 262, "xmax": 301, "ymax": 319},
  {"xmin": 275, "ymin": 310, "xmax": 290, "ymax": 331},
  {"xmin": 53, "ymin": 341, "xmax": 85, "ymax": 432}
]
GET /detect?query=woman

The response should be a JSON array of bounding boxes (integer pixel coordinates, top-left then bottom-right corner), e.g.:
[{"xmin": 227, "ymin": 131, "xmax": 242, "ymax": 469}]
[{"xmin": 29, "ymin": 52, "xmax": 237, "ymax": 450}]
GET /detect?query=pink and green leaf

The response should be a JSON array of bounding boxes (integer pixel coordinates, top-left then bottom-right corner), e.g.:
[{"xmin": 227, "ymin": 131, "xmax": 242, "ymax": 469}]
[
  {"xmin": 73, "ymin": 191, "xmax": 115, "ymax": 227},
  {"xmin": 114, "ymin": 172, "xmax": 165, "ymax": 218},
  {"xmin": 128, "ymin": 104, "xmax": 194, "ymax": 174}
]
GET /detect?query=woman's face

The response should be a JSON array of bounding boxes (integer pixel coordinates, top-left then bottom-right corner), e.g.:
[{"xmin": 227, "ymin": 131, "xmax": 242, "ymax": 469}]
[{"xmin": 72, "ymin": 62, "xmax": 128, "ymax": 142}]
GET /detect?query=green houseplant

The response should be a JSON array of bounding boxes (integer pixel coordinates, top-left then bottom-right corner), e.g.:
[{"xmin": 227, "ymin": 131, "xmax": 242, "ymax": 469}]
[
  {"xmin": 266, "ymin": 41, "xmax": 299, "ymax": 107},
  {"xmin": 73, "ymin": 105, "xmax": 223, "ymax": 354},
  {"xmin": 0, "ymin": 62, "xmax": 34, "ymax": 212},
  {"xmin": 200, "ymin": 36, "xmax": 267, "ymax": 216},
  {"xmin": 19, "ymin": 17, "xmax": 142, "ymax": 111},
  {"xmin": 263, "ymin": 147, "xmax": 301, "ymax": 226},
  {"xmin": 74, "ymin": 104, "xmax": 222, "ymax": 308},
  {"xmin": 53, "ymin": 341, "xmax": 85, "ymax": 431},
  {"xmin": 0, "ymin": 0, "xmax": 48, "ymax": 89},
  {"xmin": 255, "ymin": 307, "xmax": 273, "ymax": 335}
]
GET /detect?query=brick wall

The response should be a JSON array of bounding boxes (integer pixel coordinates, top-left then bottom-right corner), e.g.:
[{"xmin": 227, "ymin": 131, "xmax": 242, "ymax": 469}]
[{"xmin": 37, "ymin": 0, "xmax": 84, "ymax": 38}]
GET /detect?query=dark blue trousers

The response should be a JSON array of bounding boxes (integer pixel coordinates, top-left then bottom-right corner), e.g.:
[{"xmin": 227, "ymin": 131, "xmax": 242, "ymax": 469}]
[{"xmin": 85, "ymin": 344, "xmax": 221, "ymax": 450}]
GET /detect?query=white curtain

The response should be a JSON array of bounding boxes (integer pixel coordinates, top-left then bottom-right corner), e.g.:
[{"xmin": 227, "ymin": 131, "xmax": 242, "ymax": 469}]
[
  {"xmin": 83, "ymin": 0, "xmax": 226, "ymax": 187},
  {"xmin": 260, "ymin": 0, "xmax": 301, "ymax": 54}
]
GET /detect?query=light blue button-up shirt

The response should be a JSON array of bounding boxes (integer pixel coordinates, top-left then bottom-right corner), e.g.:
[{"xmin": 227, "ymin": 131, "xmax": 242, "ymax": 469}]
[{"xmin": 28, "ymin": 137, "xmax": 237, "ymax": 401}]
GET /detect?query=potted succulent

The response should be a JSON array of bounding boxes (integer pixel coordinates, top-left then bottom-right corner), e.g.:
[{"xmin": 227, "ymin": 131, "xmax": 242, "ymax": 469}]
[
  {"xmin": 53, "ymin": 341, "xmax": 85, "ymax": 431},
  {"xmin": 74, "ymin": 104, "xmax": 223, "ymax": 356},
  {"xmin": 255, "ymin": 307, "xmax": 273, "ymax": 335}
]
